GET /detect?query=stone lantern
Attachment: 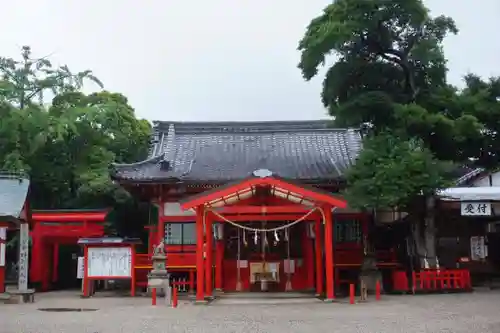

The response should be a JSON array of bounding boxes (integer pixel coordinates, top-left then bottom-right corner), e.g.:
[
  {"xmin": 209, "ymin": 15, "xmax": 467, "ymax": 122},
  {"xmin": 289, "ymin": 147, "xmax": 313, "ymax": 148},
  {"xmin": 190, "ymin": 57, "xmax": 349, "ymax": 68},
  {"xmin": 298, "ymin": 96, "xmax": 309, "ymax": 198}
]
[{"xmin": 148, "ymin": 241, "xmax": 171, "ymax": 305}]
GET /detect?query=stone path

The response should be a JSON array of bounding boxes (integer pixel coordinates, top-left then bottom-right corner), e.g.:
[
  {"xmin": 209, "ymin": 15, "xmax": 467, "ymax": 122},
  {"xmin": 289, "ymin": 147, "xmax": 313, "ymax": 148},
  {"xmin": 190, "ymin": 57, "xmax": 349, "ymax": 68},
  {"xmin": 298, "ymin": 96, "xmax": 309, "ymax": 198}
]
[{"xmin": 1, "ymin": 290, "xmax": 500, "ymax": 333}]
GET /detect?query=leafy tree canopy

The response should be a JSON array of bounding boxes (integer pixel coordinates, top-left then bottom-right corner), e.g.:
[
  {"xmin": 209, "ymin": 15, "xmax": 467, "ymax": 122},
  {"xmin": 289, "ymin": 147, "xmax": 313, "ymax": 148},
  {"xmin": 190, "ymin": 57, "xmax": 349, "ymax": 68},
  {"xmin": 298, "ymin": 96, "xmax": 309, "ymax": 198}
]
[
  {"xmin": 0, "ymin": 46, "xmax": 151, "ymax": 213},
  {"xmin": 298, "ymin": 0, "xmax": 498, "ymax": 210},
  {"xmin": 345, "ymin": 132, "xmax": 453, "ymax": 210}
]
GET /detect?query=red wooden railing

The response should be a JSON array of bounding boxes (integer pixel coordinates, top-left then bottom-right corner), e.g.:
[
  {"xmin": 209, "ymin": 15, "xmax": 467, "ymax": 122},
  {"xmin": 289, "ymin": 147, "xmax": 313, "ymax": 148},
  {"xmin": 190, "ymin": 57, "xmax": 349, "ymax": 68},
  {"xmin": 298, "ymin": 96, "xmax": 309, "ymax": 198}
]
[{"xmin": 412, "ymin": 269, "xmax": 471, "ymax": 292}]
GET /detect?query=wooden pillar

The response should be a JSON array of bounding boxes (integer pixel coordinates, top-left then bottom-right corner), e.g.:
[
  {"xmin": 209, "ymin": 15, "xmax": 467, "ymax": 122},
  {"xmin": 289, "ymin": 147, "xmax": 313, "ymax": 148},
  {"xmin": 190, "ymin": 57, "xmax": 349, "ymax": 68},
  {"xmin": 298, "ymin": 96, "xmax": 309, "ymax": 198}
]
[
  {"xmin": 52, "ymin": 243, "xmax": 59, "ymax": 283},
  {"xmin": 324, "ymin": 205, "xmax": 335, "ymax": 301},
  {"xmin": 30, "ymin": 231, "xmax": 43, "ymax": 287},
  {"xmin": 303, "ymin": 222, "xmax": 315, "ymax": 290},
  {"xmin": 0, "ymin": 226, "xmax": 6, "ymax": 293},
  {"xmin": 205, "ymin": 214, "xmax": 213, "ymax": 297},
  {"xmin": 41, "ymin": 243, "xmax": 51, "ymax": 291},
  {"xmin": 314, "ymin": 217, "xmax": 323, "ymax": 296},
  {"xmin": 157, "ymin": 200, "xmax": 165, "ymax": 247},
  {"xmin": 195, "ymin": 205, "xmax": 205, "ymax": 302},
  {"xmin": 215, "ymin": 224, "xmax": 224, "ymax": 291},
  {"xmin": 189, "ymin": 270, "xmax": 195, "ymax": 293}
]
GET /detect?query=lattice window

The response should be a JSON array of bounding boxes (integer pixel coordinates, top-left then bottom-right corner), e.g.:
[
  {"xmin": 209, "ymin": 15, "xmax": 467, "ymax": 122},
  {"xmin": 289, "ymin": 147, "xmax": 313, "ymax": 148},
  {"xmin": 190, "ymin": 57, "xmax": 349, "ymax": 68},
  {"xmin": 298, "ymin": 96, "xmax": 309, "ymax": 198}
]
[
  {"xmin": 334, "ymin": 220, "xmax": 362, "ymax": 243},
  {"xmin": 164, "ymin": 223, "xmax": 197, "ymax": 245}
]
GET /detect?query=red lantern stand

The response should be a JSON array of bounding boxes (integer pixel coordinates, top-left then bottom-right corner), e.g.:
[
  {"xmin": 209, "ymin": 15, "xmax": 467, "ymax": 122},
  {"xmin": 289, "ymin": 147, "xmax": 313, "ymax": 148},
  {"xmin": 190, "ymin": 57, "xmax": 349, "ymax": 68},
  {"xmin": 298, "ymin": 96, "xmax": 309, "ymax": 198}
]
[{"xmin": 78, "ymin": 238, "xmax": 141, "ymax": 297}]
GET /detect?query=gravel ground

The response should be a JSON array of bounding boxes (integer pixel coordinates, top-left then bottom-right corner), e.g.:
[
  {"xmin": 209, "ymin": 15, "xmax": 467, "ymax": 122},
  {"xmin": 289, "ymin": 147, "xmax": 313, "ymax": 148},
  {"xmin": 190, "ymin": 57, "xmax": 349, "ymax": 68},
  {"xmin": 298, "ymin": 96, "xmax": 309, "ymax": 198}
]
[{"xmin": 1, "ymin": 290, "xmax": 500, "ymax": 333}]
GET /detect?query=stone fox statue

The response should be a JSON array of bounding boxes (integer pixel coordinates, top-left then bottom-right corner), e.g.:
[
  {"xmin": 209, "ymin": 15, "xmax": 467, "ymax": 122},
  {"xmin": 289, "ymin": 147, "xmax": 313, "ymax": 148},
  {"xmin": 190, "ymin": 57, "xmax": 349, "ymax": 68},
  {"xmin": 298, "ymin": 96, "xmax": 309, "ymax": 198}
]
[{"xmin": 359, "ymin": 253, "xmax": 383, "ymax": 301}]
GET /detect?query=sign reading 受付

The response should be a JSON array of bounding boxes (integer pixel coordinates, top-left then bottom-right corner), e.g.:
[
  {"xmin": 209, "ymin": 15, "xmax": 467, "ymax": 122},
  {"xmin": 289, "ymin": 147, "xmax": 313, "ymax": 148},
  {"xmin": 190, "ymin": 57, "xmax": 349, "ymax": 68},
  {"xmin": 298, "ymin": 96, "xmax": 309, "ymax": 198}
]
[{"xmin": 461, "ymin": 202, "xmax": 492, "ymax": 216}]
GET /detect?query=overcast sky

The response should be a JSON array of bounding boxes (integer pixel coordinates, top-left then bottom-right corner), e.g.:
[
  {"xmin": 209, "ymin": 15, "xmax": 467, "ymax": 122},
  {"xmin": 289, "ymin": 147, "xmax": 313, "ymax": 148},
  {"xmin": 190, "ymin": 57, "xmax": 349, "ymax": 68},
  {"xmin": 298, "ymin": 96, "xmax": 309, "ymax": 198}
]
[{"xmin": 1, "ymin": 1, "xmax": 499, "ymax": 122}]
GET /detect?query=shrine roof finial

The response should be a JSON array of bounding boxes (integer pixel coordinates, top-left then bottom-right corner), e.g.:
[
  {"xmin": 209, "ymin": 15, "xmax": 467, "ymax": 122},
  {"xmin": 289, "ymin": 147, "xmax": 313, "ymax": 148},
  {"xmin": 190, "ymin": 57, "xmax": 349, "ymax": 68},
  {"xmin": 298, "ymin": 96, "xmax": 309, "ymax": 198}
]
[{"xmin": 252, "ymin": 169, "xmax": 273, "ymax": 178}]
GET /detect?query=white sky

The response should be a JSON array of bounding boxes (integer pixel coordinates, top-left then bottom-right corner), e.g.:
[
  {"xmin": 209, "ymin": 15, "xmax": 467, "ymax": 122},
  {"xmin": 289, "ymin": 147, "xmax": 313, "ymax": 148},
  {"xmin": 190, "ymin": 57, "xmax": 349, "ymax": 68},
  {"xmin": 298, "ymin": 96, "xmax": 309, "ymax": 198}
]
[{"xmin": 1, "ymin": 0, "xmax": 499, "ymax": 122}]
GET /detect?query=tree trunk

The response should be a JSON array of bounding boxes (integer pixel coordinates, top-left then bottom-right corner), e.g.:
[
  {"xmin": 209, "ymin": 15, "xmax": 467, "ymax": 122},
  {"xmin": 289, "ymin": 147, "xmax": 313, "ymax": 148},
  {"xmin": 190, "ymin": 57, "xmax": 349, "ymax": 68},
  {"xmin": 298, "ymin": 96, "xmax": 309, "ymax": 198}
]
[
  {"xmin": 424, "ymin": 196, "xmax": 439, "ymax": 269},
  {"xmin": 411, "ymin": 197, "xmax": 439, "ymax": 269}
]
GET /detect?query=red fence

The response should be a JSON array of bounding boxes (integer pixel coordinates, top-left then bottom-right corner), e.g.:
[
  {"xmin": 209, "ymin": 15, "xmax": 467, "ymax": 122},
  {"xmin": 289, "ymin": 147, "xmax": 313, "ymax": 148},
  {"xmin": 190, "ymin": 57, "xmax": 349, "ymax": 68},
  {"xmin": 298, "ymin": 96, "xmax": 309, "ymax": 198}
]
[
  {"xmin": 393, "ymin": 269, "xmax": 471, "ymax": 293},
  {"xmin": 413, "ymin": 269, "xmax": 471, "ymax": 292}
]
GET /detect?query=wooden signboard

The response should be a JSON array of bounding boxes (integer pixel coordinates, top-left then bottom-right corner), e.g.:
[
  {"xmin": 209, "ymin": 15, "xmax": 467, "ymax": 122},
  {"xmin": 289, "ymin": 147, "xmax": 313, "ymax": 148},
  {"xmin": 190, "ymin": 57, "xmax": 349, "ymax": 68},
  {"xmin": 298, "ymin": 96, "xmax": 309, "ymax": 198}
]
[{"xmin": 78, "ymin": 238, "xmax": 141, "ymax": 297}]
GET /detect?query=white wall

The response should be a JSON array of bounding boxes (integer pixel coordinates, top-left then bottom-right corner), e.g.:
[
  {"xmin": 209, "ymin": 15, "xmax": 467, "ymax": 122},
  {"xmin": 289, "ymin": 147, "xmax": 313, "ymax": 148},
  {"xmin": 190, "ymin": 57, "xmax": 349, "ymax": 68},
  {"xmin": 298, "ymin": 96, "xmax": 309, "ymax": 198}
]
[{"xmin": 471, "ymin": 171, "xmax": 500, "ymax": 187}]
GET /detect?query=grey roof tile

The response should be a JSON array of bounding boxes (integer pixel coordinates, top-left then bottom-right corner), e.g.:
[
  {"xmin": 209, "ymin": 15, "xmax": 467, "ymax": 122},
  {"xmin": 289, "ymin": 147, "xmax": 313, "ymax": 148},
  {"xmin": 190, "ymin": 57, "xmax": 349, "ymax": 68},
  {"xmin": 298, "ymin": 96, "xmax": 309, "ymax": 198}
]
[
  {"xmin": 111, "ymin": 120, "xmax": 363, "ymax": 182},
  {"xmin": 0, "ymin": 173, "xmax": 30, "ymax": 221}
]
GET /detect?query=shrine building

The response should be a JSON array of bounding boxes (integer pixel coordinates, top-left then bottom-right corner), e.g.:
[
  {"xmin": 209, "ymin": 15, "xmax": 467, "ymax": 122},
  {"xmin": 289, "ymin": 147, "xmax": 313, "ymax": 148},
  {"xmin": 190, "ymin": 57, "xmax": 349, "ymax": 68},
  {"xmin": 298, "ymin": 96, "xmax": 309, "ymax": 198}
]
[{"xmin": 111, "ymin": 120, "xmax": 402, "ymax": 301}]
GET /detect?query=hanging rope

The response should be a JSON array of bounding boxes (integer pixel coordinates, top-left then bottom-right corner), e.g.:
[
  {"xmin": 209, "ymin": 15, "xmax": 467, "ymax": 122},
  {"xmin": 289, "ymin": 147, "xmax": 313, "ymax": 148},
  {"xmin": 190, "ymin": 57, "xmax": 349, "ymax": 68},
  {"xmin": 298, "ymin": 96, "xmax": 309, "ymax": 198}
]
[
  {"xmin": 236, "ymin": 227, "xmax": 242, "ymax": 291},
  {"xmin": 285, "ymin": 228, "xmax": 292, "ymax": 290},
  {"xmin": 208, "ymin": 207, "xmax": 322, "ymax": 232}
]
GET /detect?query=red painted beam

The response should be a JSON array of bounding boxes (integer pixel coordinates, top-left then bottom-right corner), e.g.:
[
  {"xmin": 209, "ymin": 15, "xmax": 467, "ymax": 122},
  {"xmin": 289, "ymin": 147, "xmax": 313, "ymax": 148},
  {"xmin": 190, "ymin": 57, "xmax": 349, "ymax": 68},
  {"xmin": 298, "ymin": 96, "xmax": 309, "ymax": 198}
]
[
  {"xmin": 266, "ymin": 178, "xmax": 347, "ymax": 209},
  {"xmin": 216, "ymin": 205, "xmax": 314, "ymax": 214},
  {"xmin": 180, "ymin": 176, "xmax": 347, "ymax": 211},
  {"xmin": 181, "ymin": 178, "xmax": 265, "ymax": 210},
  {"xmin": 32, "ymin": 211, "xmax": 108, "ymax": 222},
  {"xmin": 209, "ymin": 212, "xmax": 322, "ymax": 222}
]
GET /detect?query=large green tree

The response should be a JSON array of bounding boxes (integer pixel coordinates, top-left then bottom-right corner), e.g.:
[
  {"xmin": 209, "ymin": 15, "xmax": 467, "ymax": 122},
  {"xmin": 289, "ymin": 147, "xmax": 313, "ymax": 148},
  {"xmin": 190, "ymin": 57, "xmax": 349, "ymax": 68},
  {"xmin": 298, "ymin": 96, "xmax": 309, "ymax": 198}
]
[
  {"xmin": 0, "ymin": 46, "xmax": 151, "ymax": 211},
  {"xmin": 0, "ymin": 46, "xmax": 103, "ymax": 109},
  {"xmin": 297, "ymin": 0, "xmax": 483, "ymax": 209},
  {"xmin": 297, "ymin": 0, "xmax": 497, "ymax": 268}
]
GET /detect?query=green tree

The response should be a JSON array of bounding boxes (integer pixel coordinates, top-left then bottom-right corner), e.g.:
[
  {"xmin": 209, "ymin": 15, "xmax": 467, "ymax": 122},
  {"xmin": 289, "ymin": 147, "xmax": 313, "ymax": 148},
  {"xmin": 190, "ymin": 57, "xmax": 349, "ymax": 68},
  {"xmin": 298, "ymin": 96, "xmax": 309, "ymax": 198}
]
[
  {"xmin": 0, "ymin": 46, "xmax": 103, "ymax": 109},
  {"xmin": 296, "ymin": 0, "xmax": 482, "ymax": 161},
  {"xmin": 297, "ymin": 0, "xmax": 492, "ymax": 269},
  {"xmin": 345, "ymin": 132, "xmax": 452, "ymax": 210},
  {"xmin": 297, "ymin": 0, "xmax": 483, "ymax": 208},
  {"xmin": 298, "ymin": 0, "xmax": 457, "ymax": 106},
  {"xmin": 29, "ymin": 91, "xmax": 151, "ymax": 209}
]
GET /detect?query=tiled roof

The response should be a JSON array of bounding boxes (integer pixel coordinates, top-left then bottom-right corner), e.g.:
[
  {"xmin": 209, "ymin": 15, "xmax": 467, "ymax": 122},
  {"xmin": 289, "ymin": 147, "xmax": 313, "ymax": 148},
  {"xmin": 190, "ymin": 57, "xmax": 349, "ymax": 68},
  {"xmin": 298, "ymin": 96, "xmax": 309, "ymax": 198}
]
[
  {"xmin": 0, "ymin": 173, "xmax": 30, "ymax": 222},
  {"xmin": 111, "ymin": 120, "xmax": 363, "ymax": 183}
]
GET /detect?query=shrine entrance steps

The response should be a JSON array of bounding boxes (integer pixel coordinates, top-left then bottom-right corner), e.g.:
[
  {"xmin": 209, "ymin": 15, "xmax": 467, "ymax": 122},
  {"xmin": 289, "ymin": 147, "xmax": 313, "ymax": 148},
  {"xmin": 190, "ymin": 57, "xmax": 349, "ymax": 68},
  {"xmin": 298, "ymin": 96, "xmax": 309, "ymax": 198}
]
[{"xmin": 211, "ymin": 292, "xmax": 321, "ymax": 305}]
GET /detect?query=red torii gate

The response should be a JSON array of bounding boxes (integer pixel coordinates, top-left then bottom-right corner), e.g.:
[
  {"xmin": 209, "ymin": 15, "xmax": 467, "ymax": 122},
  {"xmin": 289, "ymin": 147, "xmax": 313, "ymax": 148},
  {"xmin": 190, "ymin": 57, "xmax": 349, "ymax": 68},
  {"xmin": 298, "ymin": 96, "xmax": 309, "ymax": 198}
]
[
  {"xmin": 30, "ymin": 209, "xmax": 108, "ymax": 291},
  {"xmin": 179, "ymin": 170, "xmax": 347, "ymax": 302}
]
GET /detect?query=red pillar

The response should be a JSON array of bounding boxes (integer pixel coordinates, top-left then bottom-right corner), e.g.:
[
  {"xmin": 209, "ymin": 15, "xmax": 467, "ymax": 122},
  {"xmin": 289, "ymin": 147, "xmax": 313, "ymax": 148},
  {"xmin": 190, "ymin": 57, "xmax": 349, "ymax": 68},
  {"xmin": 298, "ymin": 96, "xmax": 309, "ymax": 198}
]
[
  {"xmin": 0, "ymin": 226, "xmax": 6, "ymax": 293},
  {"xmin": 314, "ymin": 218, "xmax": 323, "ymax": 296},
  {"xmin": 195, "ymin": 205, "xmax": 205, "ymax": 302},
  {"xmin": 30, "ymin": 228, "xmax": 43, "ymax": 286},
  {"xmin": 324, "ymin": 205, "xmax": 335, "ymax": 300},
  {"xmin": 157, "ymin": 200, "xmax": 165, "ymax": 247},
  {"xmin": 52, "ymin": 244, "xmax": 59, "ymax": 283},
  {"xmin": 42, "ymin": 243, "xmax": 52, "ymax": 291},
  {"xmin": 205, "ymin": 214, "xmax": 213, "ymax": 297},
  {"xmin": 215, "ymin": 229, "xmax": 224, "ymax": 291},
  {"xmin": 303, "ymin": 222, "xmax": 315, "ymax": 290}
]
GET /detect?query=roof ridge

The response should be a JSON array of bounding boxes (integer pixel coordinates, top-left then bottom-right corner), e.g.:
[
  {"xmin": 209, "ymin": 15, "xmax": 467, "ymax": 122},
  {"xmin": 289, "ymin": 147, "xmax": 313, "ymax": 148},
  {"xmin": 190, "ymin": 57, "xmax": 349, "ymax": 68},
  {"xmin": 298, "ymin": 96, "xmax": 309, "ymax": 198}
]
[
  {"xmin": 152, "ymin": 120, "xmax": 359, "ymax": 135},
  {"xmin": 111, "ymin": 154, "xmax": 163, "ymax": 168}
]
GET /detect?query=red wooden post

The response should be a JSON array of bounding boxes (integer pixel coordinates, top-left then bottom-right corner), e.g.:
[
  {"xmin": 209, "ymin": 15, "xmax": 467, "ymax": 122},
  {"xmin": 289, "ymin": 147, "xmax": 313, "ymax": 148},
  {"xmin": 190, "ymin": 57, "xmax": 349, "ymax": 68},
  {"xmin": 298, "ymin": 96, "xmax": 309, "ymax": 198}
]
[
  {"xmin": 349, "ymin": 283, "xmax": 355, "ymax": 304},
  {"xmin": 205, "ymin": 215, "xmax": 213, "ymax": 297},
  {"xmin": 195, "ymin": 206, "xmax": 205, "ymax": 302},
  {"xmin": 172, "ymin": 287, "xmax": 178, "ymax": 308},
  {"xmin": 130, "ymin": 245, "xmax": 136, "ymax": 297},
  {"xmin": 324, "ymin": 205, "xmax": 335, "ymax": 300},
  {"xmin": 189, "ymin": 269, "xmax": 195, "ymax": 293},
  {"xmin": 314, "ymin": 218, "xmax": 323, "ymax": 296},
  {"xmin": 375, "ymin": 280, "xmax": 381, "ymax": 300},
  {"xmin": 83, "ymin": 245, "xmax": 89, "ymax": 297},
  {"xmin": 215, "ymin": 237, "xmax": 224, "ymax": 291},
  {"xmin": 152, "ymin": 288, "xmax": 157, "ymax": 305},
  {"xmin": 51, "ymin": 244, "xmax": 59, "ymax": 283},
  {"xmin": 0, "ymin": 225, "xmax": 6, "ymax": 294},
  {"xmin": 303, "ymin": 223, "xmax": 315, "ymax": 290},
  {"xmin": 157, "ymin": 200, "xmax": 165, "ymax": 247}
]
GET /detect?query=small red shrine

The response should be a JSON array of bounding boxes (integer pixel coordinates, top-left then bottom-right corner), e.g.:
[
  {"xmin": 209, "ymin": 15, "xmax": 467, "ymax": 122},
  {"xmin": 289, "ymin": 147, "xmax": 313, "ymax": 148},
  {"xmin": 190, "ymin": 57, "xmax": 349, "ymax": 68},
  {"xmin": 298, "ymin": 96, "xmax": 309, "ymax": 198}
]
[
  {"xmin": 111, "ymin": 120, "xmax": 401, "ymax": 300},
  {"xmin": 30, "ymin": 210, "xmax": 108, "ymax": 291}
]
